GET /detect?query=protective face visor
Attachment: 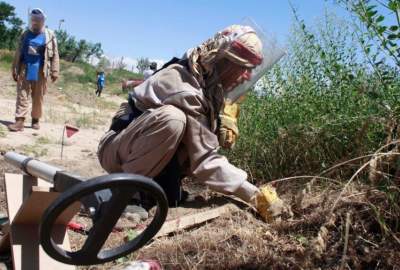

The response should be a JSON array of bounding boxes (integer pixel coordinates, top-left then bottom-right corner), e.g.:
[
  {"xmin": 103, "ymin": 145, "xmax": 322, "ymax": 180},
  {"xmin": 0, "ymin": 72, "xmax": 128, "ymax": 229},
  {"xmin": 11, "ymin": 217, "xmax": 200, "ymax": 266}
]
[{"xmin": 220, "ymin": 19, "xmax": 286, "ymax": 104}]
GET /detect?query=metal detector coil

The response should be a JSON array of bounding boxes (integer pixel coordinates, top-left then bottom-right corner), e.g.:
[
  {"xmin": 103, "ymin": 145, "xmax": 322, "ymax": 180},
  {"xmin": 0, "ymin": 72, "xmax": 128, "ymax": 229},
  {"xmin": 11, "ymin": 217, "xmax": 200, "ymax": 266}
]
[{"xmin": 2, "ymin": 152, "xmax": 169, "ymax": 266}]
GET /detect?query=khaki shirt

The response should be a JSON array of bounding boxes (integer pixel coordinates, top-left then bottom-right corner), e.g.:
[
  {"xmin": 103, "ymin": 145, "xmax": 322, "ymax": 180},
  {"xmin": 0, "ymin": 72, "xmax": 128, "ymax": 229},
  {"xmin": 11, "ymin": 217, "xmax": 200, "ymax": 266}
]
[
  {"xmin": 131, "ymin": 64, "xmax": 248, "ymax": 195},
  {"xmin": 12, "ymin": 28, "xmax": 60, "ymax": 79}
]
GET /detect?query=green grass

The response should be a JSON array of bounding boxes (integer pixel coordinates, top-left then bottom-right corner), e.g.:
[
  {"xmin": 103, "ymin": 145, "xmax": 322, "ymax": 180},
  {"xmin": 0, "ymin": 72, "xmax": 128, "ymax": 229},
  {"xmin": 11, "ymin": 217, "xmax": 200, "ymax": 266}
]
[
  {"xmin": 73, "ymin": 112, "xmax": 106, "ymax": 129},
  {"xmin": 74, "ymin": 113, "xmax": 93, "ymax": 128},
  {"xmin": 20, "ymin": 143, "xmax": 48, "ymax": 158},
  {"xmin": 0, "ymin": 50, "xmax": 13, "ymax": 70},
  {"xmin": 0, "ymin": 125, "xmax": 7, "ymax": 138},
  {"xmin": 36, "ymin": 136, "xmax": 52, "ymax": 144},
  {"xmin": 106, "ymin": 68, "xmax": 142, "ymax": 84},
  {"xmin": 20, "ymin": 136, "xmax": 53, "ymax": 158},
  {"xmin": 59, "ymin": 60, "xmax": 141, "ymax": 87},
  {"xmin": 56, "ymin": 59, "xmax": 140, "ymax": 108},
  {"xmin": 95, "ymin": 97, "xmax": 119, "ymax": 110},
  {"xmin": 227, "ymin": 90, "xmax": 388, "ymax": 180}
]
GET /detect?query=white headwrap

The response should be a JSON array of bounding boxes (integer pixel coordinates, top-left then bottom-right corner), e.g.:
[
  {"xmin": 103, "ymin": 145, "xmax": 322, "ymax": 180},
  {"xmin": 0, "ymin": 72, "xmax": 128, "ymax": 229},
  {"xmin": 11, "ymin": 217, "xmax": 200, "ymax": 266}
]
[{"xmin": 30, "ymin": 8, "xmax": 46, "ymax": 21}]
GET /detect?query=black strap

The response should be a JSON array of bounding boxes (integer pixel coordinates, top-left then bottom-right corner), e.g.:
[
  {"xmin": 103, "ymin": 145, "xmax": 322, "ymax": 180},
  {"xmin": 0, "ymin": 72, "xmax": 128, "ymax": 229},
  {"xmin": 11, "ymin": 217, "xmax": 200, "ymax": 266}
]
[
  {"xmin": 109, "ymin": 57, "xmax": 189, "ymax": 134},
  {"xmin": 153, "ymin": 57, "xmax": 189, "ymax": 75},
  {"xmin": 21, "ymin": 157, "xmax": 34, "ymax": 175},
  {"xmin": 153, "ymin": 57, "xmax": 180, "ymax": 75},
  {"xmin": 109, "ymin": 98, "xmax": 143, "ymax": 133}
]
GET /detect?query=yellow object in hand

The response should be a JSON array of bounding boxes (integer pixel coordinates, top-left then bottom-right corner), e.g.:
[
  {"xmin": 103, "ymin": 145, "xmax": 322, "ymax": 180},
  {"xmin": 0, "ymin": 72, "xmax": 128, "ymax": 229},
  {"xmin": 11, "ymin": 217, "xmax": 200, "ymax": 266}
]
[{"xmin": 251, "ymin": 185, "xmax": 285, "ymax": 222}]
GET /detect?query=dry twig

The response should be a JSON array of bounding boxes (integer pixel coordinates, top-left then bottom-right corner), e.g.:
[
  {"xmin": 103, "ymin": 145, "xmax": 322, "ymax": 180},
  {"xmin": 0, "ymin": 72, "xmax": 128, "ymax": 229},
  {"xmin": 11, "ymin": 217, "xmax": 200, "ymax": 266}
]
[{"xmin": 339, "ymin": 212, "xmax": 351, "ymax": 270}]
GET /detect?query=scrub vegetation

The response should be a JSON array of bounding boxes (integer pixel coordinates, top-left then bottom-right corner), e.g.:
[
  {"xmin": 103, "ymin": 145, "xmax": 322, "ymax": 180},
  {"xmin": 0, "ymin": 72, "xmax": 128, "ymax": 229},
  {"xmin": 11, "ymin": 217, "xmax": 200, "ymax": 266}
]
[
  {"xmin": 213, "ymin": 2, "xmax": 400, "ymax": 269},
  {"xmin": 0, "ymin": 49, "xmax": 13, "ymax": 70},
  {"xmin": 230, "ymin": 5, "xmax": 400, "ymax": 181},
  {"xmin": 0, "ymin": 125, "xmax": 6, "ymax": 138},
  {"xmin": 20, "ymin": 142, "xmax": 48, "ymax": 157}
]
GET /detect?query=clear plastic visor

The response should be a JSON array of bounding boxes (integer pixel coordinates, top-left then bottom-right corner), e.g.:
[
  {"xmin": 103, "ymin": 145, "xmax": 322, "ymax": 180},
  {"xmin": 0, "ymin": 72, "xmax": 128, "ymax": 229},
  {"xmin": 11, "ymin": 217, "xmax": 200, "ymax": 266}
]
[{"xmin": 224, "ymin": 19, "xmax": 286, "ymax": 104}]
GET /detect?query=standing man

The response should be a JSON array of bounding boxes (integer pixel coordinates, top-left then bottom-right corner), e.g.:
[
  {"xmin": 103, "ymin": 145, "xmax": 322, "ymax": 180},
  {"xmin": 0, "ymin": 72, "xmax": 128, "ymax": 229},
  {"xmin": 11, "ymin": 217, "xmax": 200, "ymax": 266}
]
[
  {"xmin": 8, "ymin": 8, "xmax": 59, "ymax": 132},
  {"xmin": 95, "ymin": 70, "xmax": 105, "ymax": 97},
  {"xmin": 143, "ymin": 62, "xmax": 157, "ymax": 80}
]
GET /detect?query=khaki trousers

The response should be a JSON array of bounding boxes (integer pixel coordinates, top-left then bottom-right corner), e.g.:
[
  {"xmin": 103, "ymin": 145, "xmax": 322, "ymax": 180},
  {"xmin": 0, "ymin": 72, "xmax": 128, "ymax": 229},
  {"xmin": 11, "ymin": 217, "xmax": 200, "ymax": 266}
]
[
  {"xmin": 98, "ymin": 105, "xmax": 187, "ymax": 178},
  {"xmin": 15, "ymin": 71, "xmax": 47, "ymax": 119},
  {"xmin": 98, "ymin": 104, "xmax": 260, "ymax": 202}
]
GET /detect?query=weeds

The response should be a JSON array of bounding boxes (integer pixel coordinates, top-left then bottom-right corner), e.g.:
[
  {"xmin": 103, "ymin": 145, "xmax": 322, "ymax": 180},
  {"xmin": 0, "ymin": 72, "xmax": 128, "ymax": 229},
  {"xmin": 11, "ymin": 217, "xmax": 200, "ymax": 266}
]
[
  {"xmin": 58, "ymin": 59, "xmax": 141, "ymax": 96},
  {"xmin": 0, "ymin": 49, "xmax": 13, "ymax": 70},
  {"xmin": 228, "ymin": 9, "xmax": 399, "ymax": 181},
  {"xmin": 95, "ymin": 98, "xmax": 119, "ymax": 111},
  {"xmin": 74, "ymin": 112, "xmax": 105, "ymax": 129},
  {"xmin": 20, "ymin": 143, "xmax": 48, "ymax": 158},
  {"xmin": 36, "ymin": 136, "xmax": 52, "ymax": 144},
  {"xmin": 0, "ymin": 125, "xmax": 6, "ymax": 138}
]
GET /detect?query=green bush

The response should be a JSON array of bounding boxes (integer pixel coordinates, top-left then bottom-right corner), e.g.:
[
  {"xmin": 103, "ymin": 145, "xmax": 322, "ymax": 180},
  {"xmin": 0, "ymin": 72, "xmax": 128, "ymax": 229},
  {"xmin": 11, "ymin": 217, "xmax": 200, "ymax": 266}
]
[{"xmin": 0, "ymin": 49, "xmax": 14, "ymax": 69}]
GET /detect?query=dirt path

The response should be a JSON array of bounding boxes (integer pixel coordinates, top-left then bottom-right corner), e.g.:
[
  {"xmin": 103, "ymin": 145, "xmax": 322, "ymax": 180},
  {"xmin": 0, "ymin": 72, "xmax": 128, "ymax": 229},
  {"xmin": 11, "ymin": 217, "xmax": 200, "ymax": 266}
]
[{"xmin": 0, "ymin": 68, "xmax": 125, "ymax": 177}]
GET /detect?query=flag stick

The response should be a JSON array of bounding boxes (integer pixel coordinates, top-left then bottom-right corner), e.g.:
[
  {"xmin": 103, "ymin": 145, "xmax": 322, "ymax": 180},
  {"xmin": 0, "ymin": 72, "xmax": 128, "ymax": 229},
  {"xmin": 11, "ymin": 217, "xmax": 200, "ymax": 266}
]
[{"xmin": 61, "ymin": 125, "xmax": 65, "ymax": 160}]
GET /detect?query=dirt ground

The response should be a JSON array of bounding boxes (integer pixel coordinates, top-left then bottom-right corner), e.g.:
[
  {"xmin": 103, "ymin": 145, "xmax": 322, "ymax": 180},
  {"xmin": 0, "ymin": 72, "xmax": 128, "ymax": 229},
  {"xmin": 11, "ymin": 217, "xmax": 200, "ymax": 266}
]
[{"xmin": 0, "ymin": 68, "xmax": 399, "ymax": 270}]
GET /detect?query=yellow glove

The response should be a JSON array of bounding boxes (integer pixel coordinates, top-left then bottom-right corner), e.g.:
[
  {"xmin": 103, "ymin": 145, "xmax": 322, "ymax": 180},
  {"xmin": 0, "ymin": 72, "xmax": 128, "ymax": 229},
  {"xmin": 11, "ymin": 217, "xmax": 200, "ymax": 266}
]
[
  {"xmin": 250, "ymin": 185, "xmax": 290, "ymax": 222},
  {"xmin": 219, "ymin": 102, "xmax": 240, "ymax": 149}
]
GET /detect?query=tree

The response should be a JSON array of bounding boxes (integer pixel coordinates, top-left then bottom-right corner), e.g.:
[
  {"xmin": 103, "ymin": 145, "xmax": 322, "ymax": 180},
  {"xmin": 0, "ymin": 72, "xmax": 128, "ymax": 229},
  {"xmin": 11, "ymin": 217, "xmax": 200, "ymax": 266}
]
[
  {"xmin": 136, "ymin": 57, "xmax": 150, "ymax": 74},
  {"xmin": 97, "ymin": 56, "xmax": 110, "ymax": 71},
  {"xmin": 0, "ymin": 1, "xmax": 23, "ymax": 50},
  {"xmin": 85, "ymin": 42, "xmax": 103, "ymax": 60},
  {"xmin": 71, "ymin": 39, "xmax": 89, "ymax": 62},
  {"xmin": 55, "ymin": 29, "xmax": 103, "ymax": 62},
  {"xmin": 55, "ymin": 30, "xmax": 77, "ymax": 60},
  {"xmin": 335, "ymin": 0, "xmax": 400, "ymax": 89}
]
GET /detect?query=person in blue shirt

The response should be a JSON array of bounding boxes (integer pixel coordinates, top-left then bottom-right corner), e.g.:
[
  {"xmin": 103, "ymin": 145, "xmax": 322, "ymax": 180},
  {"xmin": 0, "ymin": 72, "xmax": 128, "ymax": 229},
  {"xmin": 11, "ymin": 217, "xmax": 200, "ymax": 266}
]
[
  {"xmin": 96, "ymin": 71, "xmax": 105, "ymax": 97},
  {"xmin": 8, "ymin": 8, "xmax": 59, "ymax": 132}
]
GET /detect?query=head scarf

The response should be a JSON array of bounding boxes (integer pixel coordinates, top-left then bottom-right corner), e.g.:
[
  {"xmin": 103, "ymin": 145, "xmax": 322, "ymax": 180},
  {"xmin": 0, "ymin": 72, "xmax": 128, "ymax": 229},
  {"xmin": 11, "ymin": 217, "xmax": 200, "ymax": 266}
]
[
  {"xmin": 186, "ymin": 25, "xmax": 263, "ymax": 116},
  {"xmin": 30, "ymin": 8, "xmax": 46, "ymax": 21}
]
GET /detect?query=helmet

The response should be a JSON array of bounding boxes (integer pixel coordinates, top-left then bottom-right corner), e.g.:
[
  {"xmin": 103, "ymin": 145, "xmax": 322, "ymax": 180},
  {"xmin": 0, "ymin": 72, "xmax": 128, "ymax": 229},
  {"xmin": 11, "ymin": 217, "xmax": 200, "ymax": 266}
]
[{"xmin": 186, "ymin": 19, "xmax": 285, "ymax": 104}]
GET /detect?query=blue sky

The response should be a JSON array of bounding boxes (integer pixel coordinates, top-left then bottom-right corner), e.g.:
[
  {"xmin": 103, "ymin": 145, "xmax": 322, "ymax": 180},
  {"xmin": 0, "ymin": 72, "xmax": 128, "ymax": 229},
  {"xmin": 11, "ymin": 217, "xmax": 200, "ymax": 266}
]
[{"xmin": 8, "ymin": 0, "xmax": 348, "ymax": 63}]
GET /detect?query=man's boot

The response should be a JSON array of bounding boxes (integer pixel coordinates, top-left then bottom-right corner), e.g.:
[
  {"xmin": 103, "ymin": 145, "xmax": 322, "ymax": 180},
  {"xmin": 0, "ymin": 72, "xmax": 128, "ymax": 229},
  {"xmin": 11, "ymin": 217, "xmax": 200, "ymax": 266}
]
[
  {"xmin": 8, "ymin": 117, "xmax": 25, "ymax": 132},
  {"xmin": 32, "ymin": 118, "xmax": 40, "ymax": 130}
]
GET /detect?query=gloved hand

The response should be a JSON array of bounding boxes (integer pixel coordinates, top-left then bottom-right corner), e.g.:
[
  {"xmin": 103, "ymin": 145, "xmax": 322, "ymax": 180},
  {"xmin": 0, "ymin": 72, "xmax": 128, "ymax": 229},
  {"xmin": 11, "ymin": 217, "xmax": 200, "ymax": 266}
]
[
  {"xmin": 250, "ymin": 185, "xmax": 292, "ymax": 222},
  {"xmin": 218, "ymin": 102, "xmax": 240, "ymax": 149}
]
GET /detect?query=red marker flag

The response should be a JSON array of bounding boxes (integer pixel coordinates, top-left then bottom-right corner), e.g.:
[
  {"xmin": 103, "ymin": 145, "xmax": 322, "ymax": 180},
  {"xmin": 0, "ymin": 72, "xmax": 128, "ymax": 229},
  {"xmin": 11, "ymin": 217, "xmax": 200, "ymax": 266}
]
[
  {"xmin": 65, "ymin": 124, "xmax": 79, "ymax": 138},
  {"xmin": 61, "ymin": 124, "xmax": 79, "ymax": 159}
]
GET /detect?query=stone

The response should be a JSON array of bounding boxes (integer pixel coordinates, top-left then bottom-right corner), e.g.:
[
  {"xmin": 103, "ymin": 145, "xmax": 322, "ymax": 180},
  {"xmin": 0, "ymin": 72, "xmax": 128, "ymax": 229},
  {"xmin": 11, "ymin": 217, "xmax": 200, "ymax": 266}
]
[
  {"xmin": 125, "ymin": 213, "xmax": 141, "ymax": 224},
  {"xmin": 124, "ymin": 205, "xmax": 148, "ymax": 220}
]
